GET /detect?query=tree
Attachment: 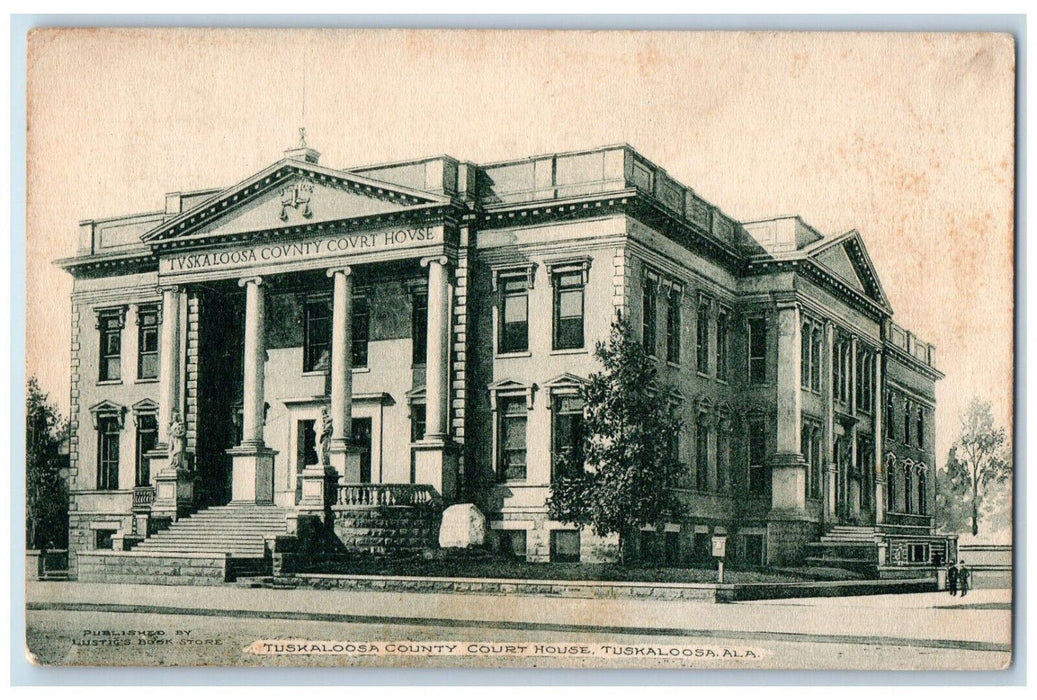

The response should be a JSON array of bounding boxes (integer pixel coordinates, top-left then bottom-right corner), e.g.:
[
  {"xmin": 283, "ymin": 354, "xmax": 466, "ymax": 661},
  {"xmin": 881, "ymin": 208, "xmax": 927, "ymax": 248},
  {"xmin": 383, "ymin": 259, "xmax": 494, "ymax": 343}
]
[
  {"xmin": 942, "ymin": 398, "xmax": 1011, "ymax": 537},
  {"xmin": 26, "ymin": 377, "xmax": 69, "ymax": 549},
  {"xmin": 546, "ymin": 314, "xmax": 685, "ymax": 563},
  {"xmin": 934, "ymin": 446, "xmax": 972, "ymax": 535}
]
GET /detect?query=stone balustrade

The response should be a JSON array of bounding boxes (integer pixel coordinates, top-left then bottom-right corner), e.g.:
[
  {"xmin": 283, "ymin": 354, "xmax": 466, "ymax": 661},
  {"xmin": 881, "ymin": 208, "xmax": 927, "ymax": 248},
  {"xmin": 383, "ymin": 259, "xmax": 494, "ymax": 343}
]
[
  {"xmin": 336, "ymin": 483, "xmax": 439, "ymax": 508},
  {"xmin": 132, "ymin": 486, "xmax": 157, "ymax": 511}
]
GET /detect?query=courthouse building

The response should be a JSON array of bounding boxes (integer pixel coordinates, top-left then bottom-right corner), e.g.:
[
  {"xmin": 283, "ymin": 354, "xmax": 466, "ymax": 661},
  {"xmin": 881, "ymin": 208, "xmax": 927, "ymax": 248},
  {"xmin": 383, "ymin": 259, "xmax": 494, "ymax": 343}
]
[{"xmin": 58, "ymin": 139, "xmax": 951, "ymax": 580}]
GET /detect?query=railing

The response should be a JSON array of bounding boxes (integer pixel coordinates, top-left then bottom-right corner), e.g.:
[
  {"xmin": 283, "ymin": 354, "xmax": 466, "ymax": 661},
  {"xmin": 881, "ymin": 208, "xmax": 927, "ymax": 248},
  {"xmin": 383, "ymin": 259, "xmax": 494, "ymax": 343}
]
[
  {"xmin": 336, "ymin": 483, "xmax": 439, "ymax": 508},
  {"xmin": 132, "ymin": 486, "xmax": 157, "ymax": 510}
]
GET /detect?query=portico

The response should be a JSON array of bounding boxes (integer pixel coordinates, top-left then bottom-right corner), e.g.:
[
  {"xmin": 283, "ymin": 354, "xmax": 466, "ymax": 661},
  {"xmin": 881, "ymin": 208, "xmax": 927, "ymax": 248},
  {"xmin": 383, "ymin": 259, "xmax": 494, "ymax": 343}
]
[{"xmin": 139, "ymin": 147, "xmax": 463, "ymax": 518}]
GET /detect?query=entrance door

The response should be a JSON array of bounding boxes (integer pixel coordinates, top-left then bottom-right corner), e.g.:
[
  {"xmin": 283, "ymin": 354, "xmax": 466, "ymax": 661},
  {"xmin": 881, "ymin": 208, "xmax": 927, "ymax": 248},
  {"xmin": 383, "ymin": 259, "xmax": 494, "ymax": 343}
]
[{"xmin": 351, "ymin": 417, "xmax": 373, "ymax": 483}]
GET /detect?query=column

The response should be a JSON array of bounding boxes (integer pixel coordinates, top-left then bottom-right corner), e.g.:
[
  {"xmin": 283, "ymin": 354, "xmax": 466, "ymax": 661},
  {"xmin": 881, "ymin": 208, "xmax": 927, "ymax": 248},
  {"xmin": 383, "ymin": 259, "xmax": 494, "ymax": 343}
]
[
  {"xmin": 239, "ymin": 276, "xmax": 267, "ymax": 447},
  {"xmin": 823, "ymin": 321, "xmax": 837, "ymax": 521},
  {"xmin": 325, "ymin": 266, "xmax": 362, "ymax": 484},
  {"xmin": 328, "ymin": 267, "xmax": 354, "ymax": 445},
  {"xmin": 873, "ymin": 351, "xmax": 885, "ymax": 524},
  {"xmin": 156, "ymin": 285, "xmax": 182, "ymax": 447},
  {"xmin": 848, "ymin": 336, "xmax": 860, "ymax": 519},
  {"xmin": 413, "ymin": 255, "xmax": 458, "ymax": 499},
  {"xmin": 227, "ymin": 276, "xmax": 277, "ymax": 503},
  {"xmin": 423, "ymin": 255, "xmax": 451, "ymax": 440},
  {"xmin": 150, "ymin": 285, "xmax": 193, "ymax": 520},
  {"xmin": 769, "ymin": 297, "xmax": 807, "ymax": 512}
]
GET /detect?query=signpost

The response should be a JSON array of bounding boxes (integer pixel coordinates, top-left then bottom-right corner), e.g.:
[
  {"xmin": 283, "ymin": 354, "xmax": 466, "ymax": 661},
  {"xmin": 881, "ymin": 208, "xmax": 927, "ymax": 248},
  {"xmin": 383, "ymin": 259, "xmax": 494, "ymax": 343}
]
[{"xmin": 712, "ymin": 535, "xmax": 727, "ymax": 584}]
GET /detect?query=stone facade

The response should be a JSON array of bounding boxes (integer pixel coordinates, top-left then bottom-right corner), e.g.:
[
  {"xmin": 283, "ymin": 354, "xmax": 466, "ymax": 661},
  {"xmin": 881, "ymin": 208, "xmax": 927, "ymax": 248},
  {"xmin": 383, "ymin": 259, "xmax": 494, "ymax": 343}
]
[{"xmin": 58, "ymin": 142, "xmax": 944, "ymax": 573}]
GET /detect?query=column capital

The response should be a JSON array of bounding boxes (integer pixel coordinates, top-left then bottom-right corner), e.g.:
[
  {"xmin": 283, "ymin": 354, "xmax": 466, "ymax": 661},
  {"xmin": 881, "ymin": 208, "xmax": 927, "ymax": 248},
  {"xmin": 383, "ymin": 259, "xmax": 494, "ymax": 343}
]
[
  {"xmin": 238, "ymin": 275, "xmax": 265, "ymax": 289},
  {"xmin": 326, "ymin": 265, "xmax": 353, "ymax": 279},
  {"xmin": 770, "ymin": 290, "xmax": 800, "ymax": 310},
  {"xmin": 420, "ymin": 255, "xmax": 451, "ymax": 269},
  {"xmin": 159, "ymin": 284, "xmax": 184, "ymax": 295}
]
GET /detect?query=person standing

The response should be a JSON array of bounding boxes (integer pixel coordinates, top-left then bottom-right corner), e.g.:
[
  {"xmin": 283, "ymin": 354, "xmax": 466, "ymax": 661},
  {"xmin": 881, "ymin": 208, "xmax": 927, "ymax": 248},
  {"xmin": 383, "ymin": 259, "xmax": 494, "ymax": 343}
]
[
  {"xmin": 947, "ymin": 560, "xmax": 959, "ymax": 596},
  {"xmin": 958, "ymin": 560, "xmax": 970, "ymax": 597}
]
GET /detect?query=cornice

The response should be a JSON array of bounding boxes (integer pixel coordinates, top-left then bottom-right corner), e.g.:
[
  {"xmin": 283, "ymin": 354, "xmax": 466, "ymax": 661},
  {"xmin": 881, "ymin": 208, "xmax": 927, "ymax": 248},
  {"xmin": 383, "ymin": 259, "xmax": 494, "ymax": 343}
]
[{"xmin": 884, "ymin": 342, "xmax": 945, "ymax": 382}]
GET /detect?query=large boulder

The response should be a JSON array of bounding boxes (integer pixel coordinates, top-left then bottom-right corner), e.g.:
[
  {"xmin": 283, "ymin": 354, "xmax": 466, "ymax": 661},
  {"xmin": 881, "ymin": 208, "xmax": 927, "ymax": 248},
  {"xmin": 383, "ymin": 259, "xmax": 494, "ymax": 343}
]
[{"xmin": 438, "ymin": 503, "xmax": 486, "ymax": 549}]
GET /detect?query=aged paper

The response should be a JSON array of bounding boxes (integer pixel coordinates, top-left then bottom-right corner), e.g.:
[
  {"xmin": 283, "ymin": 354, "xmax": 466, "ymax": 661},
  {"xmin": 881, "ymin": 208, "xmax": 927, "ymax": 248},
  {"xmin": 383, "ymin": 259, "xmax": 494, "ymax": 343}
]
[{"xmin": 24, "ymin": 28, "xmax": 1014, "ymax": 670}]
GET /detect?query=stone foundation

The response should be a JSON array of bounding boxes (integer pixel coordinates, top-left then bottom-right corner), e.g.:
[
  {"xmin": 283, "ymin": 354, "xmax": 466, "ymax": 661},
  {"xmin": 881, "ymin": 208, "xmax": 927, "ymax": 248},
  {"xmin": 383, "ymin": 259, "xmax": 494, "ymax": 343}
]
[
  {"xmin": 77, "ymin": 551, "xmax": 230, "ymax": 585},
  {"xmin": 766, "ymin": 518, "xmax": 819, "ymax": 565},
  {"xmin": 330, "ymin": 505, "xmax": 442, "ymax": 554}
]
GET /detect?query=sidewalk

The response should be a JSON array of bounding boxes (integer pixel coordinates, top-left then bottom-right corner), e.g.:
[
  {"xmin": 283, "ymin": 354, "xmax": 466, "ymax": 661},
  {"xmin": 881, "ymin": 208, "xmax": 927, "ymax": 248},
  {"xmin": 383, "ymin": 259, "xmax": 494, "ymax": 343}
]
[{"xmin": 26, "ymin": 581, "xmax": 1012, "ymax": 651}]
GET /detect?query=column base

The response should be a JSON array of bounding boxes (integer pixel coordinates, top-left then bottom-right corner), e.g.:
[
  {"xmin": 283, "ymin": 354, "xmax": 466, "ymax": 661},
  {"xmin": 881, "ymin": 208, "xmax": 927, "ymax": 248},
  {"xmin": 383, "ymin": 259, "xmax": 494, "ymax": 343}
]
[
  {"xmin": 768, "ymin": 451, "xmax": 808, "ymax": 513},
  {"xmin": 413, "ymin": 438, "xmax": 458, "ymax": 501},
  {"xmin": 329, "ymin": 441, "xmax": 363, "ymax": 483},
  {"xmin": 148, "ymin": 451, "xmax": 195, "ymax": 521},
  {"xmin": 227, "ymin": 445, "xmax": 278, "ymax": 504}
]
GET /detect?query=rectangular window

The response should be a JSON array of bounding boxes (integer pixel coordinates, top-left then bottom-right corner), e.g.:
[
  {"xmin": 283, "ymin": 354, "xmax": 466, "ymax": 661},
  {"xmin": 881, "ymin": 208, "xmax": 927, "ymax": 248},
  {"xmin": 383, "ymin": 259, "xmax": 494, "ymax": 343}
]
[
  {"xmin": 717, "ymin": 430, "xmax": 731, "ymax": 492},
  {"xmin": 499, "ymin": 277, "xmax": 529, "ymax": 353},
  {"xmin": 810, "ymin": 326, "xmax": 822, "ymax": 392},
  {"xmin": 94, "ymin": 529, "xmax": 116, "ymax": 550},
  {"xmin": 642, "ymin": 277, "xmax": 658, "ymax": 356},
  {"xmin": 748, "ymin": 317, "xmax": 767, "ymax": 384},
  {"xmin": 551, "ymin": 395, "xmax": 585, "ymax": 480},
  {"xmin": 916, "ymin": 407, "xmax": 925, "ymax": 449},
  {"xmin": 748, "ymin": 419, "xmax": 767, "ymax": 496},
  {"xmin": 886, "ymin": 393, "xmax": 896, "ymax": 437},
  {"xmin": 303, "ymin": 297, "xmax": 331, "ymax": 372},
  {"xmin": 903, "ymin": 399, "xmax": 912, "ymax": 444},
  {"xmin": 696, "ymin": 302, "xmax": 710, "ymax": 373},
  {"xmin": 908, "ymin": 543, "xmax": 930, "ymax": 564},
  {"xmin": 716, "ymin": 310, "xmax": 730, "ymax": 381},
  {"xmin": 352, "ymin": 297, "xmax": 370, "ymax": 368},
  {"xmin": 98, "ymin": 312, "xmax": 123, "ymax": 382},
  {"xmin": 550, "ymin": 530, "xmax": 581, "ymax": 563},
  {"xmin": 553, "ymin": 272, "xmax": 585, "ymax": 350},
  {"xmin": 741, "ymin": 534, "xmax": 765, "ymax": 567},
  {"xmin": 136, "ymin": 306, "xmax": 159, "ymax": 380},
  {"xmin": 801, "ymin": 322, "xmax": 811, "ymax": 390},
  {"xmin": 886, "ymin": 463, "xmax": 896, "ymax": 511},
  {"xmin": 412, "ymin": 292, "xmax": 428, "ymax": 364},
  {"xmin": 97, "ymin": 416, "xmax": 120, "ymax": 490},
  {"xmin": 833, "ymin": 339, "xmax": 844, "ymax": 403},
  {"xmin": 498, "ymin": 397, "xmax": 527, "ymax": 481},
  {"xmin": 135, "ymin": 414, "xmax": 157, "ymax": 487},
  {"xmin": 666, "ymin": 289, "xmax": 682, "ymax": 364},
  {"xmin": 695, "ymin": 423, "xmax": 710, "ymax": 491},
  {"xmin": 497, "ymin": 530, "xmax": 527, "ymax": 559},
  {"xmin": 410, "ymin": 403, "xmax": 427, "ymax": 442},
  {"xmin": 808, "ymin": 433, "xmax": 817, "ymax": 497}
]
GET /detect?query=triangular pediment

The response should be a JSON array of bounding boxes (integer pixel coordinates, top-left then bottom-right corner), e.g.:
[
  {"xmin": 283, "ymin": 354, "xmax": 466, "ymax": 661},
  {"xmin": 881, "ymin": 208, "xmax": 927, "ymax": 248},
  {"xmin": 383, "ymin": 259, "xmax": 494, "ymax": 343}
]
[
  {"xmin": 142, "ymin": 159, "xmax": 449, "ymax": 244},
  {"xmin": 806, "ymin": 231, "xmax": 891, "ymax": 312}
]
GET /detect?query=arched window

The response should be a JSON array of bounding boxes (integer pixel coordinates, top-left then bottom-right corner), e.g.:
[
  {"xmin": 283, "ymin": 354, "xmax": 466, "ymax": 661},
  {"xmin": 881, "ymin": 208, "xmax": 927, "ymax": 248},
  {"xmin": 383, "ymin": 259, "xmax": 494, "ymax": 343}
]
[
  {"xmin": 917, "ymin": 468, "xmax": 927, "ymax": 514},
  {"xmin": 904, "ymin": 461, "xmax": 915, "ymax": 513}
]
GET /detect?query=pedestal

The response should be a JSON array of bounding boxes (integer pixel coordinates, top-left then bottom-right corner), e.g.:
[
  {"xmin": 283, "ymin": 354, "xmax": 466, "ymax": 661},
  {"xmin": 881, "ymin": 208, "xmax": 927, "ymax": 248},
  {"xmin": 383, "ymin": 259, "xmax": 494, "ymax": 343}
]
[
  {"xmin": 227, "ymin": 446, "xmax": 277, "ymax": 503},
  {"xmin": 298, "ymin": 465, "xmax": 336, "ymax": 514},
  {"xmin": 769, "ymin": 452, "xmax": 808, "ymax": 513},
  {"xmin": 329, "ymin": 442, "xmax": 363, "ymax": 483},
  {"xmin": 413, "ymin": 439, "xmax": 458, "ymax": 500},
  {"xmin": 148, "ymin": 451, "xmax": 195, "ymax": 521}
]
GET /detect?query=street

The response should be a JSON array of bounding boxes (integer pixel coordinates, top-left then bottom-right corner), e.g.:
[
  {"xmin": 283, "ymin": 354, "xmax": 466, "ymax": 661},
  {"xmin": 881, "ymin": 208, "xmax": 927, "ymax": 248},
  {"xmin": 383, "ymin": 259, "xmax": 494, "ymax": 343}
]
[{"xmin": 24, "ymin": 581, "xmax": 1012, "ymax": 670}]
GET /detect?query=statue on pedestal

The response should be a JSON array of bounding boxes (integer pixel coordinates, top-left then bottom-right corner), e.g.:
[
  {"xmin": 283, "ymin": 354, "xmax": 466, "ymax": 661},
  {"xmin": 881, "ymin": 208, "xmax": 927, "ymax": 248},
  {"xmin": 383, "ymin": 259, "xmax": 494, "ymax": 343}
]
[
  {"xmin": 169, "ymin": 411, "xmax": 187, "ymax": 471},
  {"xmin": 315, "ymin": 407, "xmax": 333, "ymax": 470}
]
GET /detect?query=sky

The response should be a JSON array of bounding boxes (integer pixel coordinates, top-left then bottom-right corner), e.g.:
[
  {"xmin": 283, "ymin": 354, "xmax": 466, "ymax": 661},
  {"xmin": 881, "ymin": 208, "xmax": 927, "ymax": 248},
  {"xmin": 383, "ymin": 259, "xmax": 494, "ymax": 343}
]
[{"xmin": 25, "ymin": 29, "xmax": 1015, "ymax": 467}]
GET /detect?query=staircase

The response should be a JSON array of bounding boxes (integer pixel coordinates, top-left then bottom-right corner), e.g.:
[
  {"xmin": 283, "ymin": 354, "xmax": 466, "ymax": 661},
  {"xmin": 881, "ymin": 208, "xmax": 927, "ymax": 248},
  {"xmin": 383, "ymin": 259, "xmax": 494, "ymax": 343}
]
[
  {"xmin": 132, "ymin": 503, "xmax": 289, "ymax": 574},
  {"xmin": 805, "ymin": 525, "xmax": 881, "ymax": 575}
]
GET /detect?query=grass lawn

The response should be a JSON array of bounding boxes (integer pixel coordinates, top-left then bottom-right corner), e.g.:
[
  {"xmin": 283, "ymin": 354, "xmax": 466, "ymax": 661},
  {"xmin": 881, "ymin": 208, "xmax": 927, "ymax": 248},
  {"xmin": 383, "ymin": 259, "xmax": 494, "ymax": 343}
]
[{"xmin": 297, "ymin": 550, "xmax": 859, "ymax": 584}]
